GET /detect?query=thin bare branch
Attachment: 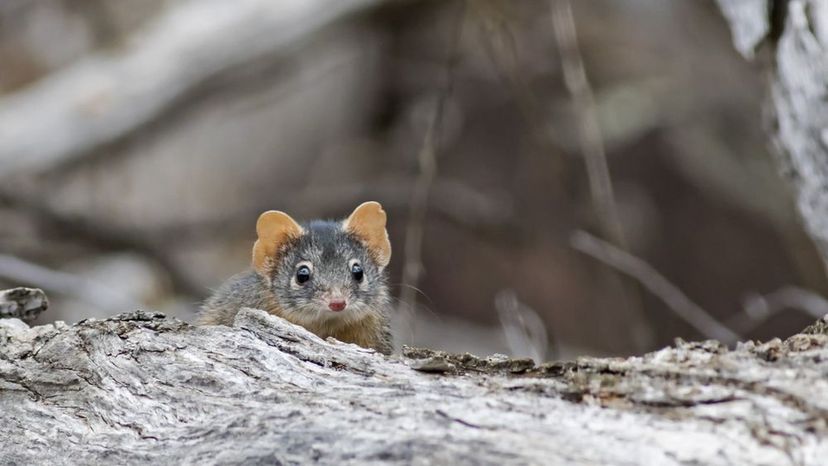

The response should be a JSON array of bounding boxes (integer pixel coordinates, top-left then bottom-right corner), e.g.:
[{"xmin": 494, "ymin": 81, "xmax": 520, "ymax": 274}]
[
  {"xmin": 552, "ymin": 0, "xmax": 654, "ymax": 351},
  {"xmin": 94, "ymin": 179, "xmax": 515, "ymax": 244},
  {"xmin": 729, "ymin": 286, "xmax": 828, "ymax": 334},
  {"xmin": 0, "ymin": 189, "xmax": 203, "ymax": 297},
  {"xmin": 0, "ymin": 255, "xmax": 139, "ymax": 313},
  {"xmin": 495, "ymin": 289, "xmax": 551, "ymax": 362},
  {"xmin": 571, "ymin": 230, "xmax": 740, "ymax": 344},
  {"xmin": 552, "ymin": 0, "xmax": 625, "ymax": 246},
  {"xmin": 398, "ymin": 1, "xmax": 466, "ymax": 340}
]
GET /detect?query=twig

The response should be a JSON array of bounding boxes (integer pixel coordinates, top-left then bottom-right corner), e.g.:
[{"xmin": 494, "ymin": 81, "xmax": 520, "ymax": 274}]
[
  {"xmin": 288, "ymin": 178, "xmax": 515, "ymax": 232},
  {"xmin": 551, "ymin": 0, "xmax": 625, "ymax": 246},
  {"xmin": 398, "ymin": 1, "xmax": 466, "ymax": 337},
  {"xmin": 729, "ymin": 286, "xmax": 828, "ymax": 335},
  {"xmin": 571, "ymin": 230, "xmax": 740, "ymax": 344},
  {"xmin": 0, "ymin": 189, "xmax": 203, "ymax": 297},
  {"xmin": 0, "ymin": 254, "xmax": 140, "ymax": 313},
  {"xmin": 472, "ymin": 2, "xmax": 568, "ymax": 165},
  {"xmin": 1, "ymin": 177, "xmax": 515, "ymax": 302},
  {"xmin": 495, "ymin": 289, "xmax": 551, "ymax": 362},
  {"xmin": 70, "ymin": 178, "xmax": 517, "ymax": 246},
  {"xmin": 552, "ymin": 0, "xmax": 655, "ymax": 351}
]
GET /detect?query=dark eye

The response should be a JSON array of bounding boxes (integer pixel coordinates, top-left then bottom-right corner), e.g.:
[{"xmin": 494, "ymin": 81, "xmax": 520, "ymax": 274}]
[
  {"xmin": 351, "ymin": 263, "xmax": 364, "ymax": 282},
  {"xmin": 296, "ymin": 265, "xmax": 312, "ymax": 284}
]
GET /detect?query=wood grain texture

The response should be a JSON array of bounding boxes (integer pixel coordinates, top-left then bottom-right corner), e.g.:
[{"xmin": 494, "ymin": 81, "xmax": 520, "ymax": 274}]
[
  {"xmin": 0, "ymin": 287, "xmax": 48, "ymax": 322},
  {"xmin": 1, "ymin": 306, "xmax": 827, "ymax": 465}
]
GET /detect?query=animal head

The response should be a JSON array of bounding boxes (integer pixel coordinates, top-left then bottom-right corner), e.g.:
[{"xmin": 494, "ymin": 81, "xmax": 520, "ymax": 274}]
[{"xmin": 251, "ymin": 201, "xmax": 391, "ymax": 325}]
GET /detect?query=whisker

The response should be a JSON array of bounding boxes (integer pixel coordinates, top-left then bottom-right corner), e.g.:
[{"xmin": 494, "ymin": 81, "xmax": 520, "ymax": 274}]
[
  {"xmin": 387, "ymin": 294, "xmax": 440, "ymax": 319},
  {"xmin": 390, "ymin": 283, "xmax": 435, "ymax": 306}
]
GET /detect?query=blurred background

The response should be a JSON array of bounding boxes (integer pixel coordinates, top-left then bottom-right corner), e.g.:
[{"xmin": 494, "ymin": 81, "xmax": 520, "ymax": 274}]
[{"xmin": 1, "ymin": 0, "xmax": 826, "ymax": 360}]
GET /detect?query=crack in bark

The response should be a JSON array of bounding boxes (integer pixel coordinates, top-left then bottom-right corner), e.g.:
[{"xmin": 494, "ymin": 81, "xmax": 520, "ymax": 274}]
[{"xmin": 2, "ymin": 308, "xmax": 827, "ymax": 464}]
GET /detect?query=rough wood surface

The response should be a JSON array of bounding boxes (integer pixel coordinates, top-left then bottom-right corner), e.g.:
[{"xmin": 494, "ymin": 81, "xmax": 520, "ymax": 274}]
[
  {"xmin": 716, "ymin": 0, "xmax": 828, "ymax": 268},
  {"xmin": 0, "ymin": 287, "xmax": 48, "ymax": 322},
  {"xmin": 1, "ymin": 304, "xmax": 827, "ymax": 465}
]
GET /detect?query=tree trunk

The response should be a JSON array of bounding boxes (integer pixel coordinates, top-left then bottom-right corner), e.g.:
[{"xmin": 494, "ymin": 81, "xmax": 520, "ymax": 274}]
[
  {"xmin": 1, "ymin": 290, "xmax": 826, "ymax": 464},
  {"xmin": 717, "ymin": 0, "xmax": 828, "ymax": 272}
]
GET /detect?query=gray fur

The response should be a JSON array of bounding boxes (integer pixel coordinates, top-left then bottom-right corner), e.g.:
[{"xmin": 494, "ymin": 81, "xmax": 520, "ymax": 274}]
[{"xmin": 198, "ymin": 219, "xmax": 393, "ymax": 354}]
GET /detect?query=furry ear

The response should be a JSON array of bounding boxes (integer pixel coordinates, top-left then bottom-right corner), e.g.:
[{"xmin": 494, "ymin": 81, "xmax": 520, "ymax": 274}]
[
  {"xmin": 343, "ymin": 201, "xmax": 391, "ymax": 268},
  {"xmin": 252, "ymin": 210, "xmax": 304, "ymax": 276}
]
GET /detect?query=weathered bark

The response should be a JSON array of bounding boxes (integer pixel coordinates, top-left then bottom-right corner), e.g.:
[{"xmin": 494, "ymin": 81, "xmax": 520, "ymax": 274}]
[
  {"xmin": 0, "ymin": 287, "xmax": 47, "ymax": 322},
  {"xmin": 717, "ymin": 0, "xmax": 828, "ymax": 270},
  {"xmin": 1, "ymin": 303, "xmax": 827, "ymax": 465}
]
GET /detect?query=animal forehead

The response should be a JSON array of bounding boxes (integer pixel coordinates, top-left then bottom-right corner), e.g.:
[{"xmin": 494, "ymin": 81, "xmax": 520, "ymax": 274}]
[{"xmin": 297, "ymin": 221, "xmax": 361, "ymax": 261}]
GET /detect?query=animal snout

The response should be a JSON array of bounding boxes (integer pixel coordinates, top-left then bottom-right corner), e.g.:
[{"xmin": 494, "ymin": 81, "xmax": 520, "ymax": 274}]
[{"xmin": 328, "ymin": 299, "xmax": 347, "ymax": 312}]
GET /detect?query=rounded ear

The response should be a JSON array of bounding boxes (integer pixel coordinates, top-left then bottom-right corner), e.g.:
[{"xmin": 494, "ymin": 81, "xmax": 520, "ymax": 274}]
[
  {"xmin": 252, "ymin": 210, "xmax": 304, "ymax": 276},
  {"xmin": 343, "ymin": 201, "xmax": 391, "ymax": 268}
]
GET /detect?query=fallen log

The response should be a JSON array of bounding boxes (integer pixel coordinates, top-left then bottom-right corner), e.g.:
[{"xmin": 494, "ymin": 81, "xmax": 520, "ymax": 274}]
[{"xmin": 1, "ymin": 299, "xmax": 826, "ymax": 464}]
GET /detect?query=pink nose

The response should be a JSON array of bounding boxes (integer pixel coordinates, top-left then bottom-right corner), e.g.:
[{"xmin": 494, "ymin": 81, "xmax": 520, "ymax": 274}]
[{"xmin": 328, "ymin": 299, "xmax": 347, "ymax": 312}]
